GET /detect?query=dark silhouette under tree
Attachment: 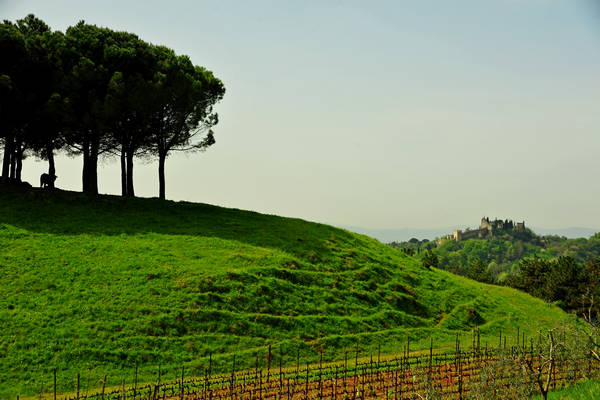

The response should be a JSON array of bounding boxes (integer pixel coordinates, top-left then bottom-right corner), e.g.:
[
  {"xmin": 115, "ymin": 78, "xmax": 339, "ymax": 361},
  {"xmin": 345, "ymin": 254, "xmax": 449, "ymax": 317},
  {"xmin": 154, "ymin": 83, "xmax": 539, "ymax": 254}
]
[{"xmin": 40, "ymin": 173, "xmax": 57, "ymax": 188}]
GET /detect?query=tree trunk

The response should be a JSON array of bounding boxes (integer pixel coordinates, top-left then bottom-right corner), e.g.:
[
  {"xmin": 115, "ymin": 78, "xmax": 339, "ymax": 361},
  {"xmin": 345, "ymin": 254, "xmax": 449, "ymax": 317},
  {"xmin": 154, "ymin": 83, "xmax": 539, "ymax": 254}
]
[
  {"xmin": 9, "ymin": 136, "xmax": 20, "ymax": 180},
  {"xmin": 2, "ymin": 135, "xmax": 13, "ymax": 180},
  {"xmin": 15, "ymin": 142, "xmax": 23, "ymax": 182},
  {"xmin": 120, "ymin": 145, "xmax": 127, "ymax": 196},
  {"xmin": 126, "ymin": 149, "xmax": 134, "ymax": 197},
  {"xmin": 46, "ymin": 142, "xmax": 55, "ymax": 188},
  {"xmin": 158, "ymin": 151, "xmax": 166, "ymax": 200},
  {"xmin": 88, "ymin": 135, "xmax": 99, "ymax": 195},
  {"xmin": 82, "ymin": 138, "xmax": 90, "ymax": 193},
  {"xmin": 9, "ymin": 144, "xmax": 16, "ymax": 179}
]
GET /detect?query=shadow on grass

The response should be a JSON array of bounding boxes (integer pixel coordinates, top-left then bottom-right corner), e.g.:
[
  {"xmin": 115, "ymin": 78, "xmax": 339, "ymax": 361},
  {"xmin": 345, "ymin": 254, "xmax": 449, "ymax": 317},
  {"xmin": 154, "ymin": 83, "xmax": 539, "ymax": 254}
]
[{"xmin": 0, "ymin": 184, "xmax": 364, "ymax": 260}]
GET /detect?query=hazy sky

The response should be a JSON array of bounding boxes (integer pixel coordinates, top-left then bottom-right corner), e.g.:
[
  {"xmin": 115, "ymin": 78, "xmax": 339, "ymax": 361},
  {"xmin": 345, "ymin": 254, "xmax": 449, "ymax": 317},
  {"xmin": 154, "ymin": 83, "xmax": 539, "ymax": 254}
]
[{"xmin": 3, "ymin": 0, "xmax": 600, "ymax": 230}]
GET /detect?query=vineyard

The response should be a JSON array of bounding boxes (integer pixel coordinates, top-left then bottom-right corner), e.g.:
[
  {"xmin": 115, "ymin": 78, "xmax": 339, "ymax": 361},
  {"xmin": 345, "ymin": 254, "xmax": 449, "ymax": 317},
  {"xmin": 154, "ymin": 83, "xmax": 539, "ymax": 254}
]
[{"xmin": 31, "ymin": 330, "xmax": 600, "ymax": 400}]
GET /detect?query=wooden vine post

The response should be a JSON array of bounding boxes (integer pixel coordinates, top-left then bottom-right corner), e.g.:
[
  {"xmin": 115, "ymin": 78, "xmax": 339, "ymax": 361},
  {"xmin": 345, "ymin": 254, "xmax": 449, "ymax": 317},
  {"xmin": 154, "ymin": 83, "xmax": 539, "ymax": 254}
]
[{"xmin": 101, "ymin": 374, "xmax": 107, "ymax": 400}]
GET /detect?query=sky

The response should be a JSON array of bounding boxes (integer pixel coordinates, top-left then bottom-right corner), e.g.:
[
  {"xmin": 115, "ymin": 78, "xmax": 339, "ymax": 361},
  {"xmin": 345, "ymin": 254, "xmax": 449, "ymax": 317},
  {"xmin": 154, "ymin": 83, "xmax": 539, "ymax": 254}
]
[{"xmin": 3, "ymin": 0, "xmax": 600, "ymax": 233}]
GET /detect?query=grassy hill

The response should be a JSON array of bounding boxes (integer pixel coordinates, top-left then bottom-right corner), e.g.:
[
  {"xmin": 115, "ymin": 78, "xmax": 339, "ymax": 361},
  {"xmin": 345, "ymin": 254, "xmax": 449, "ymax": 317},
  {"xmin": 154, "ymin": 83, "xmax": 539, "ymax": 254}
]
[{"xmin": 0, "ymin": 185, "xmax": 577, "ymax": 397}]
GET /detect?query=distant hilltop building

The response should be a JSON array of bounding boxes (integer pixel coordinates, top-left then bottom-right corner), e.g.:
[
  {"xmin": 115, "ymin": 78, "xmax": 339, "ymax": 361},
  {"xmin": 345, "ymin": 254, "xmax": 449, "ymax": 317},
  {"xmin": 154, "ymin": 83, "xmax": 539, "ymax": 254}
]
[{"xmin": 443, "ymin": 217, "xmax": 525, "ymax": 242}]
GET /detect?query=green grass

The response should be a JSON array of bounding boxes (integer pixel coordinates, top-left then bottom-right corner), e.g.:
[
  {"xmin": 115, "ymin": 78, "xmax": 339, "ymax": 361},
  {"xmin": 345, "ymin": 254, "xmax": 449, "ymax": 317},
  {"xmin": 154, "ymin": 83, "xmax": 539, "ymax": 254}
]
[
  {"xmin": 532, "ymin": 379, "xmax": 600, "ymax": 399},
  {"xmin": 0, "ymin": 185, "xmax": 578, "ymax": 398}
]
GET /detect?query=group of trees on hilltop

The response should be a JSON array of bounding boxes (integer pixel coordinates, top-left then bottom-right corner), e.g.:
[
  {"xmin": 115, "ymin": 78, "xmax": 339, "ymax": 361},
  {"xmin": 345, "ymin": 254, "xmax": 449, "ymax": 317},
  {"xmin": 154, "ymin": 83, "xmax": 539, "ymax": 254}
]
[{"xmin": 1, "ymin": 14, "xmax": 225, "ymax": 199}]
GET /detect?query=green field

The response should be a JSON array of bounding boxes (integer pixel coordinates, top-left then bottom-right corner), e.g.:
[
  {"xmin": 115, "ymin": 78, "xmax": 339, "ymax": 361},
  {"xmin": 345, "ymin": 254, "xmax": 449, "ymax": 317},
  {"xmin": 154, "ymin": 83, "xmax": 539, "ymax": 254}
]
[
  {"xmin": 0, "ymin": 185, "xmax": 577, "ymax": 397},
  {"xmin": 533, "ymin": 380, "xmax": 600, "ymax": 399}
]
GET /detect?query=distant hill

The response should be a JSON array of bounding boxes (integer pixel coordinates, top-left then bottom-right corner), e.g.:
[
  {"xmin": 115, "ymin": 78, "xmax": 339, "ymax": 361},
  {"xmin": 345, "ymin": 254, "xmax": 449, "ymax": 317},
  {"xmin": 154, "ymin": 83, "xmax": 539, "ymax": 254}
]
[
  {"xmin": 340, "ymin": 225, "xmax": 598, "ymax": 243},
  {"xmin": 339, "ymin": 225, "xmax": 460, "ymax": 243},
  {"xmin": 0, "ymin": 187, "xmax": 576, "ymax": 397},
  {"xmin": 530, "ymin": 227, "xmax": 599, "ymax": 239}
]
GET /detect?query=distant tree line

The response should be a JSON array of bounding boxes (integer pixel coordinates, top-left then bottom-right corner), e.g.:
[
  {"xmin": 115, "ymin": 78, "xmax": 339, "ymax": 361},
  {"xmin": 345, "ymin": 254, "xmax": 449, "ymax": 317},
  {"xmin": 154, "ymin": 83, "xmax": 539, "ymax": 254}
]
[
  {"xmin": 389, "ymin": 237, "xmax": 435, "ymax": 256},
  {"xmin": 505, "ymin": 256, "xmax": 600, "ymax": 321},
  {"xmin": 1, "ymin": 14, "xmax": 225, "ymax": 199}
]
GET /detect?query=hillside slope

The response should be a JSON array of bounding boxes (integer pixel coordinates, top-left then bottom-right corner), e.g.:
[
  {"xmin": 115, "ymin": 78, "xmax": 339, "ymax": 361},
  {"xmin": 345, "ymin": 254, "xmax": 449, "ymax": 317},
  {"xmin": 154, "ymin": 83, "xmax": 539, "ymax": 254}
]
[{"xmin": 0, "ymin": 186, "xmax": 576, "ymax": 397}]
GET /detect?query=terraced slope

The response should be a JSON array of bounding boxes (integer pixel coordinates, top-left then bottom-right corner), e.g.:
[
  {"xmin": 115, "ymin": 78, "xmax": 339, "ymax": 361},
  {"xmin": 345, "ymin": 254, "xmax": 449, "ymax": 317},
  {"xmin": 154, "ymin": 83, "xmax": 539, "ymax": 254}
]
[{"xmin": 0, "ymin": 185, "xmax": 576, "ymax": 397}]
